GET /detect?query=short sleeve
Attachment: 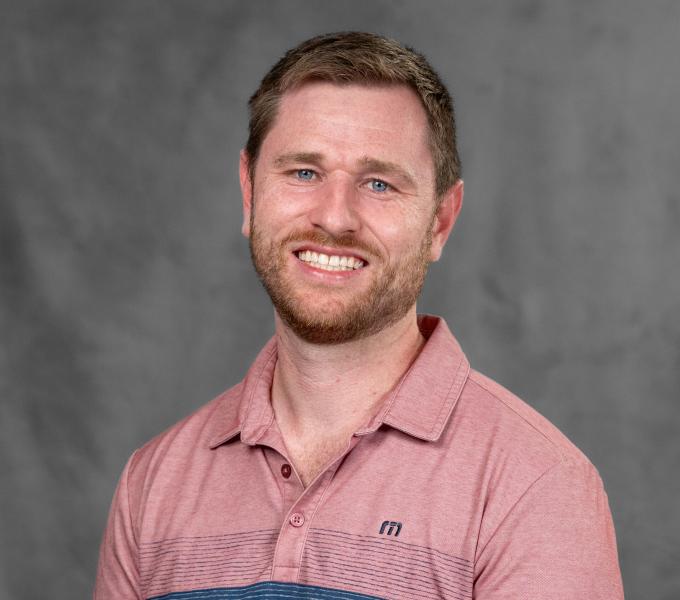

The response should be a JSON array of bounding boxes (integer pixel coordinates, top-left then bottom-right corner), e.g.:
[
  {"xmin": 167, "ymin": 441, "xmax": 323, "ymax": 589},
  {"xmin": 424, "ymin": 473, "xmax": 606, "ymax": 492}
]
[
  {"xmin": 473, "ymin": 460, "xmax": 624, "ymax": 600},
  {"xmin": 93, "ymin": 451, "xmax": 141, "ymax": 599}
]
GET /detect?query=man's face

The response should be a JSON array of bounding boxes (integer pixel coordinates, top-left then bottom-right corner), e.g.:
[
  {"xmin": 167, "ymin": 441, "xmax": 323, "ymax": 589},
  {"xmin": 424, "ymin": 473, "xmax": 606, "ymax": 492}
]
[{"xmin": 241, "ymin": 81, "xmax": 460, "ymax": 344}]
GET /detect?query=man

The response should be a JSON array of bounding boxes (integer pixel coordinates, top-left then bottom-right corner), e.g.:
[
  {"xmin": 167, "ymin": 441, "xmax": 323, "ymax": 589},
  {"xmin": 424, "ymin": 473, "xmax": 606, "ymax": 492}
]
[{"xmin": 95, "ymin": 32, "xmax": 624, "ymax": 599}]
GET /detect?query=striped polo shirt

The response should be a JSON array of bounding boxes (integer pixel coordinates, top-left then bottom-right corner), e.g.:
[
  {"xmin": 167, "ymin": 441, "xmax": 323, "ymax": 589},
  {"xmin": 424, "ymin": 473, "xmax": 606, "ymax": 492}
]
[{"xmin": 95, "ymin": 315, "xmax": 623, "ymax": 599}]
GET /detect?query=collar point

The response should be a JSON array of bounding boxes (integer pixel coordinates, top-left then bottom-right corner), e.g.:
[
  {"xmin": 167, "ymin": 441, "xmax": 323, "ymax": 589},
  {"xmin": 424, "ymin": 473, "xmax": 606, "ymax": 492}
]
[
  {"xmin": 382, "ymin": 416, "xmax": 446, "ymax": 443},
  {"xmin": 207, "ymin": 428, "xmax": 240, "ymax": 449}
]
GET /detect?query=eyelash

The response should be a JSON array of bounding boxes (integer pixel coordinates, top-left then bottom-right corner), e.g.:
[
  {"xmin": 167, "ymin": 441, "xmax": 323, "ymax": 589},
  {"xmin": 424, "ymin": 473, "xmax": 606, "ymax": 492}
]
[{"xmin": 292, "ymin": 170, "xmax": 392, "ymax": 193}]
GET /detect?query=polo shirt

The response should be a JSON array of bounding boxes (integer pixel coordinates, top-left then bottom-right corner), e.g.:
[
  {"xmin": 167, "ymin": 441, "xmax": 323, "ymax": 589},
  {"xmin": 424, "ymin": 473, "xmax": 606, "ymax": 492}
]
[{"xmin": 94, "ymin": 315, "xmax": 624, "ymax": 599}]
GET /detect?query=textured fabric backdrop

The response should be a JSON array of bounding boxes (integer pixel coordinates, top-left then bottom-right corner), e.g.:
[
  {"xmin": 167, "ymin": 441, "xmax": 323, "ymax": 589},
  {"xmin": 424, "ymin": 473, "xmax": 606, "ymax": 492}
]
[{"xmin": 1, "ymin": 1, "xmax": 678, "ymax": 598}]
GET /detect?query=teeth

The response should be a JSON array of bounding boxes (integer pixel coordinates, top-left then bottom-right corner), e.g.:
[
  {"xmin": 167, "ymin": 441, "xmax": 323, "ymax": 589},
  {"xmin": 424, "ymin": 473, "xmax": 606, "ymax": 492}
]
[{"xmin": 296, "ymin": 250, "xmax": 365, "ymax": 271}]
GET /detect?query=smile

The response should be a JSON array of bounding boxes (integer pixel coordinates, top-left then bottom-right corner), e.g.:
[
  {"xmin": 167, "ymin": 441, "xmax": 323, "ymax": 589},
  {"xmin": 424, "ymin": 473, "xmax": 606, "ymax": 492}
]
[{"xmin": 295, "ymin": 250, "xmax": 365, "ymax": 272}]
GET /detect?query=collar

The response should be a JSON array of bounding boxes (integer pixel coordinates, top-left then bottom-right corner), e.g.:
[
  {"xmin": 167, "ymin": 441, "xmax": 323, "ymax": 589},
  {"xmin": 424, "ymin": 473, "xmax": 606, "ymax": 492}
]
[{"xmin": 208, "ymin": 314, "xmax": 470, "ymax": 448}]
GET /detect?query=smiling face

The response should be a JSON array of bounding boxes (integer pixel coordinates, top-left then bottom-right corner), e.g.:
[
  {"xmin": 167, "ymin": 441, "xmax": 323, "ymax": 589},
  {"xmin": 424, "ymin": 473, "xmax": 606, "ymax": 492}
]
[{"xmin": 241, "ymin": 81, "xmax": 462, "ymax": 344}]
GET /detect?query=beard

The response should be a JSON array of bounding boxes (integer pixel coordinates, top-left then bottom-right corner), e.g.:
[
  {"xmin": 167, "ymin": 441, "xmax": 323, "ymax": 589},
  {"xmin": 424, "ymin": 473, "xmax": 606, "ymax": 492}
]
[{"xmin": 249, "ymin": 214, "xmax": 433, "ymax": 345}]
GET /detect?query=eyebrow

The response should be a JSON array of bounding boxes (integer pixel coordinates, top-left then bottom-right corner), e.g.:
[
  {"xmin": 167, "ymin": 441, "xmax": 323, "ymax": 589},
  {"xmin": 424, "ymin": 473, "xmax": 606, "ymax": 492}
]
[
  {"xmin": 273, "ymin": 152, "xmax": 324, "ymax": 168},
  {"xmin": 357, "ymin": 157, "xmax": 416, "ymax": 188}
]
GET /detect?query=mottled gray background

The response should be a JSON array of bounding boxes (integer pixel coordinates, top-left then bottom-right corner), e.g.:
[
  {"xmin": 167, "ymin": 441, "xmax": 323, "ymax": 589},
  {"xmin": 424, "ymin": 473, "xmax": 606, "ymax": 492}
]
[{"xmin": 1, "ymin": 0, "xmax": 678, "ymax": 598}]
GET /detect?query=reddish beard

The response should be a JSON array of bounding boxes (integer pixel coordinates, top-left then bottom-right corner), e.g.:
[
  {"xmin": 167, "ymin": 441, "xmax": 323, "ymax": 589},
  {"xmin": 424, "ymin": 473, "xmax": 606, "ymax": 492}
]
[{"xmin": 249, "ymin": 223, "xmax": 433, "ymax": 344}]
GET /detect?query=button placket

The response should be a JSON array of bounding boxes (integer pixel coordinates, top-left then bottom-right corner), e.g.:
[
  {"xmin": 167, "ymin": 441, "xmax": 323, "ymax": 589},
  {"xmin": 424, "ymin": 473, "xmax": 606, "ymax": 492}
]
[{"xmin": 272, "ymin": 468, "xmax": 336, "ymax": 582}]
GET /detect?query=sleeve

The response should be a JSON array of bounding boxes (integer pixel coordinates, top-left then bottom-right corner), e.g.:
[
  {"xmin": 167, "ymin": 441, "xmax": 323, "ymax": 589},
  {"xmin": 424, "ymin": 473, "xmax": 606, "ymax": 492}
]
[
  {"xmin": 93, "ymin": 451, "xmax": 141, "ymax": 599},
  {"xmin": 473, "ymin": 460, "xmax": 624, "ymax": 600}
]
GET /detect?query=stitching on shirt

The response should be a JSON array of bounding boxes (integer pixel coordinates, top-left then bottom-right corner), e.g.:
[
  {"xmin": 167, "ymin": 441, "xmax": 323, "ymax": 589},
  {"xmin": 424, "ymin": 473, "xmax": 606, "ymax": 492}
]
[
  {"xmin": 472, "ymin": 461, "xmax": 561, "ymax": 570},
  {"xmin": 241, "ymin": 343, "xmax": 278, "ymax": 441},
  {"xmin": 294, "ymin": 470, "xmax": 340, "ymax": 583},
  {"xmin": 370, "ymin": 319, "xmax": 447, "ymax": 438},
  {"xmin": 372, "ymin": 362, "xmax": 415, "ymax": 431},
  {"xmin": 127, "ymin": 449, "xmax": 140, "ymax": 547},
  {"xmin": 390, "ymin": 353, "xmax": 469, "ymax": 441},
  {"xmin": 207, "ymin": 386, "xmax": 246, "ymax": 448},
  {"xmin": 380, "ymin": 357, "xmax": 460, "ymax": 440},
  {"xmin": 126, "ymin": 449, "xmax": 143, "ymax": 594},
  {"xmin": 467, "ymin": 372, "xmax": 566, "ymax": 460},
  {"xmin": 427, "ymin": 355, "xmax": 470, "ymax": 439}
]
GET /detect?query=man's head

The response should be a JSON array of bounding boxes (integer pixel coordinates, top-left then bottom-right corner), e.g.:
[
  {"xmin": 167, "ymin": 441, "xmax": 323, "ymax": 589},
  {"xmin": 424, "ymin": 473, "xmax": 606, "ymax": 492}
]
[
  {"xmin": 240, "ymin": 33, "xmax": 463, "ymax": 344},
  {"xmin": 245, "ymin": 31, "xmax": 461, "ymax": 200}
]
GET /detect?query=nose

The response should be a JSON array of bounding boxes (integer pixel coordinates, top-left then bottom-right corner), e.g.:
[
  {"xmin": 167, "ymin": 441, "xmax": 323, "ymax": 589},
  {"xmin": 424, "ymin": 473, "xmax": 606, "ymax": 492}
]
[{"xmin": 307, "ymin": 174, "xmax": 361, "ymax": 236}]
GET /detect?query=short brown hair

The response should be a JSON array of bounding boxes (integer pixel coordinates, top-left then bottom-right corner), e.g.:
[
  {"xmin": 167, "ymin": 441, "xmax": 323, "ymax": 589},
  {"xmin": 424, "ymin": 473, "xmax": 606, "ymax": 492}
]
[{"xmin": 245, "ymin": 31, "xmax": 461, "ymax": 197}]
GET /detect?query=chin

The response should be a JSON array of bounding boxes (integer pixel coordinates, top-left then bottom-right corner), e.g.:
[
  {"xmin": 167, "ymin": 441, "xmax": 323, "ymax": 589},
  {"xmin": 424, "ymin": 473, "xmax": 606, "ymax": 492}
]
[
  {"xmin": 277, "ymin": 304, "xmax": 360, "ymax": 344},
  {"xmin": 275, "ymin": 296, "xmax": 411, "ymax": 345}
]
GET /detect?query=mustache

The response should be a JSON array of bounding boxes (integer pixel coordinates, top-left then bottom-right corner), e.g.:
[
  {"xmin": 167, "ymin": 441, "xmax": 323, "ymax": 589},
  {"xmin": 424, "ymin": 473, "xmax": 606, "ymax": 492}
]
[{"xmin": 281, "ymin": 229, "xmax": 380, "ymax": 258}]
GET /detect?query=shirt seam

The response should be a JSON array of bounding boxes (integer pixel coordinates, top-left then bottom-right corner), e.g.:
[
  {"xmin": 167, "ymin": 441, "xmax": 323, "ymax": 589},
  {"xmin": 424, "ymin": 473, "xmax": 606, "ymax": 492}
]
[
  {"xmin": 467, "ymin": 371, "xmax": 566, "ymax": 460},
  {"xmin": 473, "ymin": 459, "xmax": 563, "ymax": 569},
  {"xmin": 127, "ymin": 449, "xmax": 142, "ymax": 597}
]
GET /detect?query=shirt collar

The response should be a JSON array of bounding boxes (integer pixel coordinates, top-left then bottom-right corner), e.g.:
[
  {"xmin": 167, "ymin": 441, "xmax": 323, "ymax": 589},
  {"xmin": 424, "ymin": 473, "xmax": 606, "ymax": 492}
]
[{"xmin": 208, "ymin": 314, "xmax": 470, "ymax": 448}]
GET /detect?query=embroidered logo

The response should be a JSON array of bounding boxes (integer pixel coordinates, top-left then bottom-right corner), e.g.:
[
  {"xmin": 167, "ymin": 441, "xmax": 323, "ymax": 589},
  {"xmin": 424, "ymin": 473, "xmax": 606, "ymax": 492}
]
[{"xmin": 379, "ymin": 520, "xmax": 402, "ymax": 537}]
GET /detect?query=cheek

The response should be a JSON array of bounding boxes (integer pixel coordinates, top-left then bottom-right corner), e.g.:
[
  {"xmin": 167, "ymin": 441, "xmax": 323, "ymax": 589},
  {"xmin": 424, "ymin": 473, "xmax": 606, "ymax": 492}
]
[
  {"xmin": 366, "ymin": 205, "xmax": 430, "ymax": 249},
  {"xmin": 259, "ymin": 176, "xmax": 318, "ymax": 211},
  {"xmin": 253, "ymin": 188, "xmax": 307, "ymax": 229}
]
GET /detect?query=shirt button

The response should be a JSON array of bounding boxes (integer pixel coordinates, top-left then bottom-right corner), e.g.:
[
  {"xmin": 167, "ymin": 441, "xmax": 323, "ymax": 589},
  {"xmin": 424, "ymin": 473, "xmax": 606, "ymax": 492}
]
[
  {"xmin": 281, "ymin": 464, "xmax": 292, "ymax": 479},
  {"xmin": 289, "ymin": 512, "xmax": 305, "ymax": 527}
]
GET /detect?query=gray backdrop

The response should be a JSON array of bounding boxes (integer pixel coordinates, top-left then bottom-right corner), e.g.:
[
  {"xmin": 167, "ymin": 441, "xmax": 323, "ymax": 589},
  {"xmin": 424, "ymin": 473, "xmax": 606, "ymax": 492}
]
[{"xmin": 1, "ymin": 1, "xmax": 678, "ymax": 598}]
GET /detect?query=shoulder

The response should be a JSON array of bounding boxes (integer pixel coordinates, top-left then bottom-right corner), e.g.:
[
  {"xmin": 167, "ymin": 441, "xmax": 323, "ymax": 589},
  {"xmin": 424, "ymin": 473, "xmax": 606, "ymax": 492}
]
[
  {"xmin": 450, "ymin": 368, "xmax": 611, "ymax": 556},
  {"xmin": 465, "ymin": 374, "xmax": 622, "ymax": 597},
  {"xmin": 460, "ymin": 368, "xmax": 594, "ymax": 469},
  {"xmin": 125, "ymin": 380, "xmax": 244, "ymax": 491}
]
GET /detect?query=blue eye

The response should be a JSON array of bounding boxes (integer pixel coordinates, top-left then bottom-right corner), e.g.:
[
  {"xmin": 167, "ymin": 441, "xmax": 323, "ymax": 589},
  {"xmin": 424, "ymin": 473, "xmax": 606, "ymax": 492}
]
[
  {"xmin": 370, "ymin": 179, "xmax": 389, "ymax": 192},
  {"xmin": 296, "ymin": 169, "xmax": 315, "ymax": 181}
]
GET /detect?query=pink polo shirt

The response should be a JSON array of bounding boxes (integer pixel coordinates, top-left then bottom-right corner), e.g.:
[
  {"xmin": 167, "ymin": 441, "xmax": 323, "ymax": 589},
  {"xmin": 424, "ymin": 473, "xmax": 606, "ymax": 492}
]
[{"xmin": 95, "ymin": 315, "xmax": 623, "ymax": 599}]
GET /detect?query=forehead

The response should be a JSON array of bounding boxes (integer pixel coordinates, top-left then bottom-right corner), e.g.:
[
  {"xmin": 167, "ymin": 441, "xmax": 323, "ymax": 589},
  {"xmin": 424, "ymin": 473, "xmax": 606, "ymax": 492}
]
[{"xmin": 261, "ymin": 81, "xmax": 433, "ymax": 173}]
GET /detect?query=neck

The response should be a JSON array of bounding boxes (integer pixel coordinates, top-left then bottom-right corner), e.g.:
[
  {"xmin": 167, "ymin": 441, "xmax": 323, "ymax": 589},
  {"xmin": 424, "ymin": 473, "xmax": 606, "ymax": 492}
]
[{"xmin": 271, "ymin": 307, "xmax": 425, "ymax": 439}]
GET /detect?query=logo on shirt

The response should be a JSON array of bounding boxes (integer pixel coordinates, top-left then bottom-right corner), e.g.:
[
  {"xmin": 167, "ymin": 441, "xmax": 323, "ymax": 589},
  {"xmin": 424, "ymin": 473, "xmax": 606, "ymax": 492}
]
[{"xmin": 379, "ymin": 520, "xmax": 402, "ymax": 537}]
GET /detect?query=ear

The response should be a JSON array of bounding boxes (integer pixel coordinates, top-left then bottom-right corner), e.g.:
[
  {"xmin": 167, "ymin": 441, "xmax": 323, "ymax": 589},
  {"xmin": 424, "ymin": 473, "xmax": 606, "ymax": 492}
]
[
  {"xmin": 239, "ymin": 149, "xmax": 253, "ymax": 238},
  {"xmin": 429, "ymin": 179, "xmax": 464, "ymax": 262}
]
